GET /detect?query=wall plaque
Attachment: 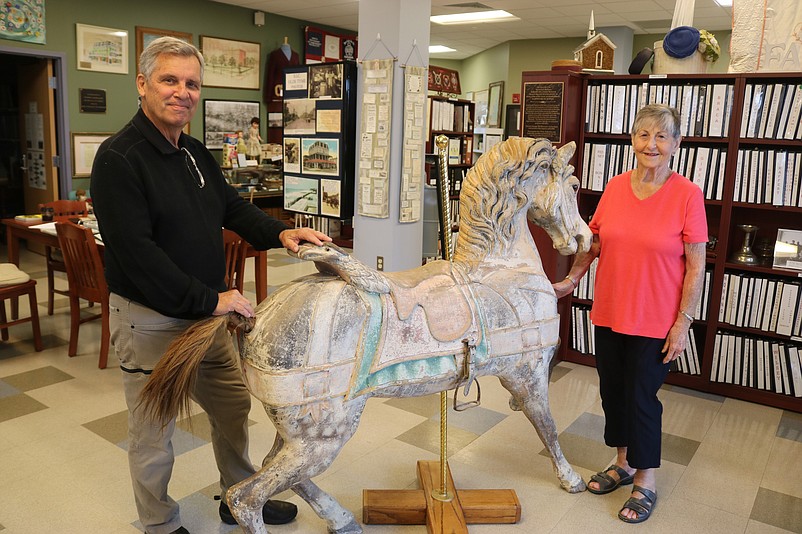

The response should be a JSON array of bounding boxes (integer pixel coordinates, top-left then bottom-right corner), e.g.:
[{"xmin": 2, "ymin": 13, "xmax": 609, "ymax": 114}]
[
  {"xmin": 79, "ymin": 88, "xmax": 107, "ymax": 113},
  {"xmin": 522, "ymin": 81, "xmax": 563, "ymax": 144}
]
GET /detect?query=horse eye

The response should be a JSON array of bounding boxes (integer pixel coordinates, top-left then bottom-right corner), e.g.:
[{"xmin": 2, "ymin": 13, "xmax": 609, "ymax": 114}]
[{"xmin": 572, "ymin": 184, "xmax": 579, "ymax": 193}]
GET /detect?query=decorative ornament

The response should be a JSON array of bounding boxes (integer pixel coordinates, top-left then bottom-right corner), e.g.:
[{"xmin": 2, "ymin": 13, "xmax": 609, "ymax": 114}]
[{"xmin": 698, "ymin": 29, "xmax": 720, "ymax": 63}]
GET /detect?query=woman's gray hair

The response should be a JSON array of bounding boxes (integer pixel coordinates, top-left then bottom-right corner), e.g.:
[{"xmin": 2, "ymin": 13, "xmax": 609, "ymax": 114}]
[
  {"xmin": 139, "ymin": 36, "xmax": 204, "ymax": 82},
  {"xmin": 632, "ymin": 103, "xmax": 681, "ymax": 139}
]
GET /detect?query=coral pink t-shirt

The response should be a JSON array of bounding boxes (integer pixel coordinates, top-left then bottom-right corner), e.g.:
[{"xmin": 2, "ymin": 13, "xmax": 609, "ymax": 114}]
[{"xmin": 588, "ymin": 171, "xmax": 708, "ymax": 339}]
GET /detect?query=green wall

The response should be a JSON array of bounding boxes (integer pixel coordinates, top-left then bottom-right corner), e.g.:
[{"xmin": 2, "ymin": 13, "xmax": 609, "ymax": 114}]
[
  {"xmin": 0, "ymin": 0, "xmax": 346, "ymax": 190},
  {"xmin": 1, "ymin": 0, "xmax": 735, "ymax": 191}
]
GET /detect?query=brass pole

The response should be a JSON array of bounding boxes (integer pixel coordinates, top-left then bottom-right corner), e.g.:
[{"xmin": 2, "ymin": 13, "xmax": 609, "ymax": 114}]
[{"xmin": 432, "ymin": 134, "xmax": 454, "ymax": 502}]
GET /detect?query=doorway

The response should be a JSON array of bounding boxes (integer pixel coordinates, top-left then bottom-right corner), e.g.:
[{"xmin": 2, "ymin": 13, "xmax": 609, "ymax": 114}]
[{"xmin": 0, "ymin": 46, "xmax": 72, "ymax": 220}]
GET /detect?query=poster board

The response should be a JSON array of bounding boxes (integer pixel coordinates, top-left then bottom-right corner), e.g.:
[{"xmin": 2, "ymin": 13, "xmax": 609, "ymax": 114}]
[{"xmin": 282, "ymin": 62, "xmax": 356, "ymax": 218}]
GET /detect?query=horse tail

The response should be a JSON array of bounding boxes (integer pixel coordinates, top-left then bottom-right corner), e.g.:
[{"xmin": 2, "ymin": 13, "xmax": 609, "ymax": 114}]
[{"xmin": 137, "ymin": 313, "xmax": 250, "ymax": 426}]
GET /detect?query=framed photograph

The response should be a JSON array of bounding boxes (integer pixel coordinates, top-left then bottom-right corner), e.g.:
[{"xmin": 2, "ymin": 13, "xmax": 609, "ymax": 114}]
[
  {"xmin": 320, "ymin": 179, "xmax": 341, "ymax": 217},
  {"xmin": 76, "ymin": 24, "xmax": 128, "ymax": 74},
  {"xmin": 203, "ymin": 99, "xmax": 260, "ymax": 149},
  {"xmin": 309, "ymin": 63, "xmax": 343, "ymax": 99},
  {"xmin": 284, "ymin": 175, "xmax": 319, "ymax": 214},
  {"xmin": 316, "ymin": 109, "xmax": 341, "ymax": 133},
  {"xmin": 487, "ymin": 81, "xmax": 505, "ymax": 128},
  {"xmin": 283, "ymin": 98, "xmax": 316, "ymax": 135},
  {"xmin": 71, "ymin": 132, "xmax": 113, "ymax": 177},
  {"xmin": 302, "ymin": 138, "xmax": 339, "ymax": 176},
  {"xmin": 474, "ymin": 89, "xmax": 488, "ymax": 127},
  {"xmin": 504, "ymin": 104, "xmax": 521, "ymax": 138},
  {"xmin": 283, "ymin": 137, "xmax": 301, "ymax": 173},
  {"xmin": 267, "ymin": 112, "xmax": 283, "ymax": 128},
  {"xmin": 200, "ymin": 35, "xmax": 260, "ymax": 89},
  {"xmin": 285, "ymin": 71, "xmax": 308, "ymax": 93},
  {"xmin": 773, "ymin": 228, "xmax": 802, "ymax": 271},
  {"xmin": 136, "ymin": 26, "xmax": 192, "ymax": 73}
]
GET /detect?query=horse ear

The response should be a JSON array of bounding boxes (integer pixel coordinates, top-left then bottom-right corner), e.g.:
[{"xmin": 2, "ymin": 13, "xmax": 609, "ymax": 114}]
[{"xmin": 557, "ymin": 142, "xmax": 575, "ymax": 164}]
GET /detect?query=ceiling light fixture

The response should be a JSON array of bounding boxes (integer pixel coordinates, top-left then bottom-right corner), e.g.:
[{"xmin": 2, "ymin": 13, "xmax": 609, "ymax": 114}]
[
  {"xmin": 430, "ymin": 45, "xmax": 457, "ymax": 53},
  {"xmin": 713, "ymin": 0, "xmax": 732, "ymax": 6},
  {"xmin": 430, "ymin": 10, "xmax": 518, "ymax": 25}
]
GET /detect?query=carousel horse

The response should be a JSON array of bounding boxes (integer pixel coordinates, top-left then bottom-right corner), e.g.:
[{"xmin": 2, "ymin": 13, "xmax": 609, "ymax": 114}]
[{"xmin": 139, "ymin": 137, "xmax": 593, "ymax": 534}]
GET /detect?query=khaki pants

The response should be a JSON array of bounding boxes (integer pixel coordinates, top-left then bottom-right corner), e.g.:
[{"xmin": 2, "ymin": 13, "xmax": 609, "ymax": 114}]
[{"xmin": 110, "ymin": 293, "xmax": 255, "ymax": 534}]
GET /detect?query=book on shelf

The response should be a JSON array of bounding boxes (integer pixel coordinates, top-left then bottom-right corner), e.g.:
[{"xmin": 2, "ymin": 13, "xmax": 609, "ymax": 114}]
[
  {"xmin": 448, "ymin": 137, "xmax": 461, "ymax": 165},
  {"xmin": 711, "ymin": 331, "xmax": 802, "ymax": 396}
]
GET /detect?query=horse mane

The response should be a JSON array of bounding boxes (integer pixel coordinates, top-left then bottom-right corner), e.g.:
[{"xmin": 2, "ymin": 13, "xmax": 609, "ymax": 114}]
[{"xmin": 453, "ymin": 137, "xmax": 556, "ymax": 270}]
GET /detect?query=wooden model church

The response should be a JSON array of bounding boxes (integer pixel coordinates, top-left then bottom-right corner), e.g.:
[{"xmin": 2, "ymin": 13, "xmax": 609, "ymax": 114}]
[{"xmin": 573, "ymin": 11, "xmax": 616, "ymax": 71}]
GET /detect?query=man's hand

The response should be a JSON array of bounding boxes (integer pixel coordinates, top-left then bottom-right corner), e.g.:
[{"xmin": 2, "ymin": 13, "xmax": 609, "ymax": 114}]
[
  {"xmin": 214, "ymin": 289, "xmax": 254, "ymax": 318},
  {"xmin": 279, "ymin": 227, "xmax": 332, "ymax": 253}
]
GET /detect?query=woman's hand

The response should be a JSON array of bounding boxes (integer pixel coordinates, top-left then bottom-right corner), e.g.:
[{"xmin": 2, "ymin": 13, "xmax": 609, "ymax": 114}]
[
  {"xmin": 214, "ymin": 289, "xmax": 255, "ymax": 318},
  {"xmin": 661, "ymin": 315, "xmax": 691, "ymax": 363},
  {"xmin": 552, "ymin": 278, "xmax": 575, "ymax": 299}
]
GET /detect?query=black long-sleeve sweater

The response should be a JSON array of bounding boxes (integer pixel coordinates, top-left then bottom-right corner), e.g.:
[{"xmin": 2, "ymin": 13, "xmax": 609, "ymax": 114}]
[{"xmin": 92, "ymin": 109, "xmax": 288, "ymax": 319}]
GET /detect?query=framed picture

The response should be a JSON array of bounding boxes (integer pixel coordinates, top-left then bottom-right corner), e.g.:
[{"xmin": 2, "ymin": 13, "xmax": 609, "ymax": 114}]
[
  {"xmin": 283, "ymin": 99, "xmax": 316, "ymax": 135},
  {"xmin": 320, "ymin": 179, "xmax": 341, "ymax": 217},
  {"xmin": 284, "ymin": 175, "xmax": 319, "ymax": 214},
  {"xmin": 487, "ymin": 81, "xmax": 505, "ymax": 128},
  {"xmin": 135, "ymin": 26, "xmax": 192, "ymax": 73},
  {"xmin": 76, "ymin": 24, "xmax": 128, "ymax": 74},
  {"xmin": 301, "ymin": 138, "xmax": 339, "ymax": 176},
  {"xmin": 71, "ymin": 132, "xmax": 112, "ymax": 177},
  {"xmin": 474, "ymin": 89, "xmax": 488, "ymax": 127},
  {"xmin": 283, "ymin": 137, "xmax": 301, "ymax": 173},
  {"xmin": 200, "ymin": 35, "xmax": 260, "ymax": 89},
  {"xmin": 773, "ymin": 228, "xmax": 802, "ymax": 271},
  {"xmin": 504, "ymin": 104, "xmax": 521, "ymax": 138},
  {"xmin": 203, "ymin": 100, "xmax": 260, "ymax": 149},
  {"xmin": 309, "ymin": 63, "xmax": 343, "ymax": 99}
]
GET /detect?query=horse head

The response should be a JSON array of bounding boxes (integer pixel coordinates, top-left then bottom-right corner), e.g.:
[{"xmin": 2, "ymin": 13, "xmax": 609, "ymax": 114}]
[{"xmin": 526, "ymin": 141, "xmax": 592, "ymax": 255}]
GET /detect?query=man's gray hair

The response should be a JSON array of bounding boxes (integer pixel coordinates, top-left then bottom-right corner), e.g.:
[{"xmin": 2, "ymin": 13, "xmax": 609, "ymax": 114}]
[{"xmin": 139, "ymin": 36, "xmax": 204, "ymax": 82}]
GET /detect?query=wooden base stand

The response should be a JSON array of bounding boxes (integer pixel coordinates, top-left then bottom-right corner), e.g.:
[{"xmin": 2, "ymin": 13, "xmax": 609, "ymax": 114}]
[{"xmin": 363, "ymin": 460, "xmax": 520, "ymax": 533}]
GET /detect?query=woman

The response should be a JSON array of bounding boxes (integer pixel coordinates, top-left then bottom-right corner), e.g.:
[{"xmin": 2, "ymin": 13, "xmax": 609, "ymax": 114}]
[{"xmin": 553, "ymin": 104, "xmax": 707, "ymax": 524}]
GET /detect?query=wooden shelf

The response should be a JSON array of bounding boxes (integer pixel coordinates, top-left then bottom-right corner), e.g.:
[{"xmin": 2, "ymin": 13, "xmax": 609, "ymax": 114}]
[{"xmin": 548, "ymin": 71, "xmax": 802, "ymax": 412}]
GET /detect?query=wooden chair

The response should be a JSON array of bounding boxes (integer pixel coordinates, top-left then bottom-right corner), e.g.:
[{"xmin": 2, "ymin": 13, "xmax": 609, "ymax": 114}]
[
  {"xmin": 38, "ymin": 200, "xmax": 88, "ymax": 315},
  {"xmin": 55, "ymin": 221, "xmax": 109, "ymax": 369},
  {"xmin": 0, "ymin": 264, "xmax": 43, "ymax": 352},
  {"xmin": 223, "ymin": 229, "xmax": 249, "ymax": 293}
]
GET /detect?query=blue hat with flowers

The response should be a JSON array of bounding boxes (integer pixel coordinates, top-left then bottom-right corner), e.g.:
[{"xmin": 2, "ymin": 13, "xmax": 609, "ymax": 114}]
[{"xmin": 663, "ymin": 26, "xmax": 700, "ymax": 58}]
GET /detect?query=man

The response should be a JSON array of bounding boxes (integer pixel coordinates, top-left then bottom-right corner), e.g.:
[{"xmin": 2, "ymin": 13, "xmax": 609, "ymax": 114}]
[{"xmin": 91, "ymin": 37, "xmax": 330, "ymax": 534}]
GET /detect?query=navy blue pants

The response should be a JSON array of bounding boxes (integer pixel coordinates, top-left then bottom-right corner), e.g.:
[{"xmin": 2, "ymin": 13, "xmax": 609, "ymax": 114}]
[{"xmin": 594, "ymin": 326, "xmax": 670, "ymax": 470}]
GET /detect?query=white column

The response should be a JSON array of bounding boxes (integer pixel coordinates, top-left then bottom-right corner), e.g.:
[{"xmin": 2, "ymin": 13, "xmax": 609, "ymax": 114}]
[{"xmin": 352, "ymin": 0, "xmax": 431, "ymax": 272}]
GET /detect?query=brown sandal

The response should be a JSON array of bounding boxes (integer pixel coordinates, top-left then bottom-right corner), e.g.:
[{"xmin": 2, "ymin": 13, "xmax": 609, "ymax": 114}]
[
  {"xmin": 587, "ymin": 465, "xmax": 635, "ymax": 495},
  {"xmin": 618, "ymin": 485, "xmax": 657, "ymax": 523}
]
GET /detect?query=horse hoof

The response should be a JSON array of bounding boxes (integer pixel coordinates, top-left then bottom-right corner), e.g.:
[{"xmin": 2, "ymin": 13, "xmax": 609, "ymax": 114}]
[
  {"xmin": 562, "ymin": 476, "xmax": 587, "ymax": 494},
  {"xmin": 328, "ymin": 519, "xmax": 363, "ymax": 534}
]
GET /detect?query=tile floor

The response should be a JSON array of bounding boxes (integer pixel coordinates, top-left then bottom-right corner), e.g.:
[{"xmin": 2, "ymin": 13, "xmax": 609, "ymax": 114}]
[{"xmin": 1, "ymin": 246, "xmax": 801, "ymax": 534}]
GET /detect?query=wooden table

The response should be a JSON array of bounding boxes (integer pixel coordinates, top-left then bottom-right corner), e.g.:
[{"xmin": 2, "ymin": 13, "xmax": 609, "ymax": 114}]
[{"xmin": 2, "ymin": 218, "xmax": 269, "ymax": 305}]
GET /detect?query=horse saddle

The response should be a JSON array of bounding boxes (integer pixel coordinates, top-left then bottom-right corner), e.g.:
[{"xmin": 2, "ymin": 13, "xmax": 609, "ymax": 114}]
[{"xmin": 297, "ymin": 243, "xmax": 473, "ymax": 343}]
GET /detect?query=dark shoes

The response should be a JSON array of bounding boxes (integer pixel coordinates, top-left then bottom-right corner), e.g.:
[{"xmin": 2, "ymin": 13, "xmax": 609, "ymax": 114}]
[
  {"xmin": 219, "ymin": 498, "xmax": 298, "ymax": 525},
  {"xmin": 618, "ymin": 485, "xmax": 657, "ymax": 523},
  {"xmin": 587, "ymin": 464, "xmax": 635, "ymax": 495}
]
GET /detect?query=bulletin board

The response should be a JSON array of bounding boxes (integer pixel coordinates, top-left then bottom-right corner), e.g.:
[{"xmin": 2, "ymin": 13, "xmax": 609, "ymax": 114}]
[{"xmin": 282, "ymin": 62, "xmax": 357, "ymax": 218}]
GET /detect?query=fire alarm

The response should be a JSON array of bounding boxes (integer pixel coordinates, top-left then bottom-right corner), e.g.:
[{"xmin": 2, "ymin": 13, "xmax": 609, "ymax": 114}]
[{"xmin": 254, "ymin": 11, "xmax": 265, "ymax": 26}]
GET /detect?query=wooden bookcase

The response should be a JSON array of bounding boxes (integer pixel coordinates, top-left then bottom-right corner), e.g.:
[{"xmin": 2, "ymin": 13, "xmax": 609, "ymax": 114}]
[
  {"xmin": 426, "ymin": 95, "xmax": 474, "ymax": 186},
  {"xmin": 540, "ymin": 71, "xmax": 802, "ymax": 413}
]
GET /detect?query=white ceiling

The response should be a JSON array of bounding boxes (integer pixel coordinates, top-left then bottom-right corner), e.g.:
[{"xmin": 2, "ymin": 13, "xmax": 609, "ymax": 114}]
[{"xmin": 209, "ymin": 0, "xmax": 733, "ymax": 60}]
